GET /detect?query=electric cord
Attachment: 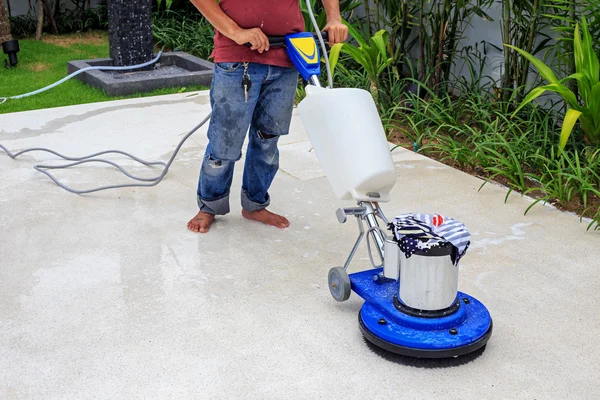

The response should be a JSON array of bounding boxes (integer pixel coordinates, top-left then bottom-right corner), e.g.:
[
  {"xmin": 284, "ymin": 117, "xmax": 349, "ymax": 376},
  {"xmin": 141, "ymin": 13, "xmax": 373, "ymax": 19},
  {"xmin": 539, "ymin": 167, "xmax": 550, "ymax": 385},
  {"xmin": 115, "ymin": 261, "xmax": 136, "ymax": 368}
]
[{"xmin": 305, "ymin": 0, "xmax": 334, "ymax": 89}]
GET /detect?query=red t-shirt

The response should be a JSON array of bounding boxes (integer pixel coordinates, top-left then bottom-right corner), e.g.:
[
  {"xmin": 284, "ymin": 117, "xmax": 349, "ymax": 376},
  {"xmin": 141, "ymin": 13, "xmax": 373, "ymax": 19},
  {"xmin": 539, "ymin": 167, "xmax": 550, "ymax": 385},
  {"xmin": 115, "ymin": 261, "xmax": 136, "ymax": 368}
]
[{"xmin": 210, "ymin": 0, "xmax": 305, "ymax": 68}]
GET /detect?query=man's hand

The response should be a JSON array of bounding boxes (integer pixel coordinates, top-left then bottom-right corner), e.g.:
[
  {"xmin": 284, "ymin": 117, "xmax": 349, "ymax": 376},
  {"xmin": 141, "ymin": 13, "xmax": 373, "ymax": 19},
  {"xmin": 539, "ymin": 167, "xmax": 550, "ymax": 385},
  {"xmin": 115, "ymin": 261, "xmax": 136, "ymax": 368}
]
[
  {"xmin": 232, "ymin": 27, "xmax": 270, "ymax": 53},
  {"xmin": 321, "ymin": 0, "xmax": 348, "ymax": 46},
  {"xmin": 323, "ymin": 19, "xmax": 348, "ymax": 46}
]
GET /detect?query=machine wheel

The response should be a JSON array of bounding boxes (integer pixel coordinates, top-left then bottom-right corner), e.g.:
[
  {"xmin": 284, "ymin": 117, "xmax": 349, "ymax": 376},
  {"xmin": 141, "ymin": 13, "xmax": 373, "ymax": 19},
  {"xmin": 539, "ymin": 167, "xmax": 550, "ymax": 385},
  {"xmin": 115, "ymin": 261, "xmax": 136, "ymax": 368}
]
[{"xmin": 328, "ymin": 267, "xmax": 351, "ymax": 302}]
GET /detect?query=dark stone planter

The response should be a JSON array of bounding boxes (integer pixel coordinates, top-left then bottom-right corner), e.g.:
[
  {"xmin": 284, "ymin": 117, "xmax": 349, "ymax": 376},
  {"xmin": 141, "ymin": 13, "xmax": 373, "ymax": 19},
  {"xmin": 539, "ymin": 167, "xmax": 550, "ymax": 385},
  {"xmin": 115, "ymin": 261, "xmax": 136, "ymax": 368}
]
[
  {"xmin": 2, "ymin": 39, "xmax": 20, "ymax": 67},
  {"xmin": 67, "ymin": 52, "xmax": 214, "ymax": 96}
]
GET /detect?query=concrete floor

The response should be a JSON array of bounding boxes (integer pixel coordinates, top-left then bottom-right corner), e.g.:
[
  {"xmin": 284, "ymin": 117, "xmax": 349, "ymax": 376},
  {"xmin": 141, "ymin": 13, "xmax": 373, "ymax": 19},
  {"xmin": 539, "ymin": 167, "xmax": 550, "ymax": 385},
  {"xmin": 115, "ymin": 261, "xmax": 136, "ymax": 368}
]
[{"xmin": 1, "ymin": 91, "xmax": 598, "ymax": 399}]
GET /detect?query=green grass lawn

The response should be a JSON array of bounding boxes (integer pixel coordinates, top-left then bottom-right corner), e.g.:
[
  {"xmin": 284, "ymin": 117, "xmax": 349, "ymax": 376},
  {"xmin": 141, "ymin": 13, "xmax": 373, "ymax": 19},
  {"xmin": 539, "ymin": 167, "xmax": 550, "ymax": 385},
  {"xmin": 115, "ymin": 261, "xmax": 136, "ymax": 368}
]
[{"xmin": 0, "ymin": 31, "xmax": 207, "ymax": 114}]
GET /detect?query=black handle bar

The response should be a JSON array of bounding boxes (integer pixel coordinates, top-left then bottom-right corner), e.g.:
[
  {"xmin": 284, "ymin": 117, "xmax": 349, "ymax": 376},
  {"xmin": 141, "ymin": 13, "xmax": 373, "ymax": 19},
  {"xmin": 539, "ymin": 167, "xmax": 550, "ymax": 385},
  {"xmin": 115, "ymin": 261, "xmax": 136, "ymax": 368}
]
[{"xmin": 244, "ymin": 32, "xmax": 329, "ymax": 48}]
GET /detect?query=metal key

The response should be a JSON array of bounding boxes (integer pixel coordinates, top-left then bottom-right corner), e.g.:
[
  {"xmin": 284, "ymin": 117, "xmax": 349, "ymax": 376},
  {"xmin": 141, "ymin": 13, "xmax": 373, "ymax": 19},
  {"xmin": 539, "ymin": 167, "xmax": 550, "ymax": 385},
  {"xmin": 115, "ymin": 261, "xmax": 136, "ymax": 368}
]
[{"xmin": 242, "ymin": 62, "xmax": 251, "ymax": 102}]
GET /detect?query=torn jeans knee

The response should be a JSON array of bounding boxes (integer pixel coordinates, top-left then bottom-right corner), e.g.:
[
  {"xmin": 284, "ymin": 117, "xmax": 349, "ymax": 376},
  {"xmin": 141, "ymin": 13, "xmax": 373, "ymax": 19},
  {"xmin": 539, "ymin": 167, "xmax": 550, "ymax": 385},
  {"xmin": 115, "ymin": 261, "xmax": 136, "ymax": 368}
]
[
  {"xmin": 197, "ymin": 152, "xmax": 240, "ymax": 215},
  {"xmin": 203, "ymin": 154, "xmax": 232, "ymax": 174}
]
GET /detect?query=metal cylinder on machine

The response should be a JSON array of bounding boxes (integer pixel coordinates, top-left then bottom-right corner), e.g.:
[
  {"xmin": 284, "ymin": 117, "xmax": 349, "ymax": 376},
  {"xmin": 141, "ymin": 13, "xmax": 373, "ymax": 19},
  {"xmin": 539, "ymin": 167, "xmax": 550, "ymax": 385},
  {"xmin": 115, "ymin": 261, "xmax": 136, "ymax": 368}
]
[
  {"xmin": 397, "ymin": 242, "xmax": 458, "ymax": 311},
  {"xmin": 298, "ymin": 86, "xmax": 397, "ymax": 203}
]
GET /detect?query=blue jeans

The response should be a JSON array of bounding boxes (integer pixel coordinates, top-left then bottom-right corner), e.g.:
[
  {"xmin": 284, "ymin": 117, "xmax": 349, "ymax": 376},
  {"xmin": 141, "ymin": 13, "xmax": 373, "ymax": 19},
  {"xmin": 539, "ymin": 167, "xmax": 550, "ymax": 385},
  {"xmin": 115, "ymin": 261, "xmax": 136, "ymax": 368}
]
[{"xmin": 197, "ymin": 62, "xmax": 299, "ymax": 215}]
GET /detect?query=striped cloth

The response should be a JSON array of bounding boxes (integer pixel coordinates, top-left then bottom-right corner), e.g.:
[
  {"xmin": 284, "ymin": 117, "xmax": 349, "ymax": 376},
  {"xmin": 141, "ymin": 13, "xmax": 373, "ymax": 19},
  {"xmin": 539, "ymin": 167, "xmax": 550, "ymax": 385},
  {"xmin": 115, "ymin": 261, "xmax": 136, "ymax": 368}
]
[{"xmin": 389, "ymin": 213, "xmax": 471, "ymax": 265}]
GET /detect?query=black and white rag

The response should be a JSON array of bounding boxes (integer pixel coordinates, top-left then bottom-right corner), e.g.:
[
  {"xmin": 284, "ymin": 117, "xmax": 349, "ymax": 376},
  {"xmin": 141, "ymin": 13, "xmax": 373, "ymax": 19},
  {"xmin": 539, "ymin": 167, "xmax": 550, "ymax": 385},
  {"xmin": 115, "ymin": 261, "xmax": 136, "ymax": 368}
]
[{"xmin": 389, "ymin": 213, "xmax": 471, "ymax": 265}]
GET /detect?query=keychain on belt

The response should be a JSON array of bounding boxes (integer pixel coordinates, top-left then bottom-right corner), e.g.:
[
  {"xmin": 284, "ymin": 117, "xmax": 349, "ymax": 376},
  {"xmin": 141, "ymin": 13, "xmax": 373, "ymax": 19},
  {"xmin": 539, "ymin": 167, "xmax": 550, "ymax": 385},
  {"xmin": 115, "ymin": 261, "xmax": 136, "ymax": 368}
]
[{"xmin": 242, "ymin": 62, "xmax": 251, "ymax": 102}]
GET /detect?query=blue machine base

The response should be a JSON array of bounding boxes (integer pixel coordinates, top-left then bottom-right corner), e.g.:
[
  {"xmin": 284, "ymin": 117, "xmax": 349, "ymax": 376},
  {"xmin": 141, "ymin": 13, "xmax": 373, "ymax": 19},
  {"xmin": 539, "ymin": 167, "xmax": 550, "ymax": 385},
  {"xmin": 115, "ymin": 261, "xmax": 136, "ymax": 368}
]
[{"xmin": 350, "ymin": 268, "xmax": 493, "ymax": 359}]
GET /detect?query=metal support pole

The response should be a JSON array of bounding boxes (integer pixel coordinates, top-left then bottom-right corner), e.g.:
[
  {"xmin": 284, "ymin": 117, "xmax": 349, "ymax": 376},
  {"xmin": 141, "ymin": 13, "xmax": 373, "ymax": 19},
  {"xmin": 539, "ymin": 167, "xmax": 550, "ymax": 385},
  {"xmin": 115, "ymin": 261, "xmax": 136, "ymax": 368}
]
[
  {"xmin": 362, "ymin": 202, "xmax": 385, "ymax": 262},
  {"xmin": 374, "ymin": 202, "xmax": 390, "ymax": 225},
  {"xmin": 343, "ymin": 216, "xmax": 365, "ymax": 271},
  {"xmin": 309, "ymin": 75, "xmax": 322, "ymax": 87}
]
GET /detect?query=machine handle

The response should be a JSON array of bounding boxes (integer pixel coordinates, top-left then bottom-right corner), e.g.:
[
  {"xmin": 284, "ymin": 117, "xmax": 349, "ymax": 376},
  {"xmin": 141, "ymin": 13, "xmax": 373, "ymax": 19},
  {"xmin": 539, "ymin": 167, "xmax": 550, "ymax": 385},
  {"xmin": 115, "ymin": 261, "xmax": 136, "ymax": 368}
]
[
  {"xmin": 336, "ymin": 207, "xmax": 367, "ymax": 224},
  {"xmin": 244, "ymin": 32, "xmax": 329, "ymax": 48}
]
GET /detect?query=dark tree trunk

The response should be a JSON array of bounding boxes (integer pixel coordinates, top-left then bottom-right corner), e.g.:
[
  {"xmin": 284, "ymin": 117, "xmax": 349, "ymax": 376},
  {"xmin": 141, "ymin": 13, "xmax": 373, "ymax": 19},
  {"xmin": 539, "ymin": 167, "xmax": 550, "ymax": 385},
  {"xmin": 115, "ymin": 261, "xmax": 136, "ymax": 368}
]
[
  {"xmin": 36, "ymin": 0, "xmax": 44, "ymax": 40},
  {"xmin": 0, "ymin": 0, "xmax": 12, "ymax": 43},
  {"xmin": 42, "ymin": 0, "xmax": 58, "ymax": 34},
  {"xmin": 107, "ymin": 0, "xmax": 154, "ymax": 69}
]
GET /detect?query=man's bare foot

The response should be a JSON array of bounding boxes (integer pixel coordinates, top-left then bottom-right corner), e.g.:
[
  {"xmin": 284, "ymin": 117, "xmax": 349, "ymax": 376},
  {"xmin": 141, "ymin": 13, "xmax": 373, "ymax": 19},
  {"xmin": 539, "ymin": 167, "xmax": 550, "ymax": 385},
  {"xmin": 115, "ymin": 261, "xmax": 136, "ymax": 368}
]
[
  {"xmin": 242, "ymin": 208, "xmax": 290, "ymax": 229},
  {"xmin": 187, "ymin": 210, "xmax": 215, "ymax": 233}
]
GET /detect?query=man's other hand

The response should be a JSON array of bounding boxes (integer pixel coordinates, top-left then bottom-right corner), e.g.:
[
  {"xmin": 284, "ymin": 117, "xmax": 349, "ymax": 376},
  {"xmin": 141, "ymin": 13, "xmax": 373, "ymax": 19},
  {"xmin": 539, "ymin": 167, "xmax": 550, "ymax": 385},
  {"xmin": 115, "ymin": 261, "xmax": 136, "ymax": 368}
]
[{"xmin": 233, "ymin": 27, "xmax": 270, "ymax": 53}]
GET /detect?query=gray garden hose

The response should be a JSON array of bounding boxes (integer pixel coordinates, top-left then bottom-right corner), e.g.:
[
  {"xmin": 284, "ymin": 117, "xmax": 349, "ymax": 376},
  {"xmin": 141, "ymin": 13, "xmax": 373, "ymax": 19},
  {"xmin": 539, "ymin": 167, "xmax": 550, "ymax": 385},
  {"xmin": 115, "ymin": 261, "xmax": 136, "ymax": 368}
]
[
  {"xmin": 0, "ymin": 48, "xmax": 215, "ymax": 195},
  {"xmin": 0, "ymin": 113, "xmax": 211, "ymax": 194},
  {"xmin": 0, "ymin": 50, "xmax": 164, "ymax": 105}
]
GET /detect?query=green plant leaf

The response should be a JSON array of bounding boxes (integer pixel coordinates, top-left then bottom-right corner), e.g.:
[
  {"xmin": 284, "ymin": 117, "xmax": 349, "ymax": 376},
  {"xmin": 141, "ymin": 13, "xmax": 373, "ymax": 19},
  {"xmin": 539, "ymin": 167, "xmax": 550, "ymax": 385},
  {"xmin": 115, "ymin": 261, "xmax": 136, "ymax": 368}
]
[
  {"xmin": 340, "ymin": 45, "xmax": 373, "ymax": 77},
  {"xmin": 342, "ymin": 19, "xmax": 368, "ymax": 48},
  {"xmin": 572, "ymin": 22, "xmax": 593, "ymax": 103},
  {"xmin": 471, "ymin": 7, "xmax": 493, "ymax": 21},
  {"xmin": 539, "ymin": 83, "xmax": 582, "ymax": 112},
  {"xmin": 560, "ymin": 73, "xmax": 586, "ymax": 84},
  {"xmin": 370, "ymin": 30, "xmax": 390, "ymax": 61},
  {"xmin": 376, "ymin": 58, "xmax": 394, "ymax": 75},
  {"xmin": 554, "ymin": 87, "xmax": 584, "ymax": 111},
  {"xmin": 511, "ymin": 87, "xmax": 548, "ymax": 116},
  {"xmin": 328, "ymin": 43, "xmax": 344, "ymax": 77},
  {"xmin": 513, "ymin": 83, "xmax": 583, "ymax": 116},
  {"xmin": 504, "ymin": 44, "xmax": 560, "ymax": 85},
  {"xmin": 364, "ymin": 44, "xmax": 379, "ymax": 70},
  {"xmin": 573, "ymin": 22, "xmax": 585, "ymax": 76},
  {"xmin": 581, "ymin": 17, "xmax": 600, "ymax": 86},
  {"xmin": 579, "ymin": 115, "xmax": 597, "ymax": 139},
  {"xmin": 559, "ymin": 108, "xmax": 583, "ymax": 150},
  {"xmin": 591, "ymin": 83, "xmax": 600, "ymax": 127}
]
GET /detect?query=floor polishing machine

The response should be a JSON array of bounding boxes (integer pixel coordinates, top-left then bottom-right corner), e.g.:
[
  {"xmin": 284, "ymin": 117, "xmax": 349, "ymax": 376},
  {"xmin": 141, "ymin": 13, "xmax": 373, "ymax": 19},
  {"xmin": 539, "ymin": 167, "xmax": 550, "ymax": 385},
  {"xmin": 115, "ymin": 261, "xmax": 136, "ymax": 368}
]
[
  {"xmin": 278, "ymin": 28, "xmax": 493, "ymax": 358},
  {"xmin": 0, "ymin": 0, "xmax": 493, "ymax": 359}
]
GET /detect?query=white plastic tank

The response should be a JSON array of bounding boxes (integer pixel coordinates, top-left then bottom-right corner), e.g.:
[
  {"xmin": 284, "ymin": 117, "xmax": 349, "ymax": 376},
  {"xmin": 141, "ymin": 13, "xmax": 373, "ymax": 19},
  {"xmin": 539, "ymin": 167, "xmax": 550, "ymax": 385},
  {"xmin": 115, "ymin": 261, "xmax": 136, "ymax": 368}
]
[{"xmin": 298, "ymin": 87, "xmax": 397, "ymax": 203}]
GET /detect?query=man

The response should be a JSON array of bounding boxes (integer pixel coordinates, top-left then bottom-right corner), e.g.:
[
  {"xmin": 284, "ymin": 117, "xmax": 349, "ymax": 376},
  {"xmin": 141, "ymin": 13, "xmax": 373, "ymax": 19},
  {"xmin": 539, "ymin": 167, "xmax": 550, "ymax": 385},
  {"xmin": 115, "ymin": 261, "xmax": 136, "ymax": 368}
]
[{"xmin": 187, "ymin": 0, "xmax": 348, "ymax": 233}]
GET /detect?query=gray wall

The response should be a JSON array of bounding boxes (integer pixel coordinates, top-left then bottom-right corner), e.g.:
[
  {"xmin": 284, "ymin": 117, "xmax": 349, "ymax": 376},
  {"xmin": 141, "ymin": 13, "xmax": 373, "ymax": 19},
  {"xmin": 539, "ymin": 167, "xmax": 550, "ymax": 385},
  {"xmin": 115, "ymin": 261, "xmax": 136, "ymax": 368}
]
[
  {"xmin": 451, "ymin": 4, "xmax": 564, "ymax": 108},
  {"xmin": 453, "ymin": 5, "xmax": 507, "ymax": 86},
  {"xmin": 8, "ymin": 0, "xmax": 102, "ymax": 17},
  {"xmin": 352, "ymin": 1, "xmax": 509, "ymax": 86},
  {"xmin": 352, "ymin": 1, "xmax": 561, "ymax": 97}
]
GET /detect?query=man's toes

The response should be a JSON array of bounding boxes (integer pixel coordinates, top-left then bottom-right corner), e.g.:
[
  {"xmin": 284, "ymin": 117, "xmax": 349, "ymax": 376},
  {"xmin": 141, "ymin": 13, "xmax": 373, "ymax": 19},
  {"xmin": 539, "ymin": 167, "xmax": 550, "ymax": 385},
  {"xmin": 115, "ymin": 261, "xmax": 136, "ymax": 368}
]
[{"xmin": 277, "ymin": 217, "xmax": 290, "ymax": 228}]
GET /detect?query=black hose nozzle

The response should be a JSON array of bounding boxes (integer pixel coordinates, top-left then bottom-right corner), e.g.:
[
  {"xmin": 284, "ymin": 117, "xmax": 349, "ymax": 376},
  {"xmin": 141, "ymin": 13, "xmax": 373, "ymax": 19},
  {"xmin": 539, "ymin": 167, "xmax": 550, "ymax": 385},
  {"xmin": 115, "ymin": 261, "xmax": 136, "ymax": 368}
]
[{"xmin": 2, "ymin": 40, "xmax": 20, "ymax": 67}]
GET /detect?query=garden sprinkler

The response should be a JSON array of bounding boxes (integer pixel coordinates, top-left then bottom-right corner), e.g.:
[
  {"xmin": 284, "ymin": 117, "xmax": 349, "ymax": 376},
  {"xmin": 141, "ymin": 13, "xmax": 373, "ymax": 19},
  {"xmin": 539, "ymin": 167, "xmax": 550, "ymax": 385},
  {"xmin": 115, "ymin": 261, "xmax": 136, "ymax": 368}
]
[
  {"xmin": 2, "ymin": 39, "xmax": 19, "ymax": 67},
  {"xmin": 271, "ymin": 2, "xmax": 493, "ymax": 359}
]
